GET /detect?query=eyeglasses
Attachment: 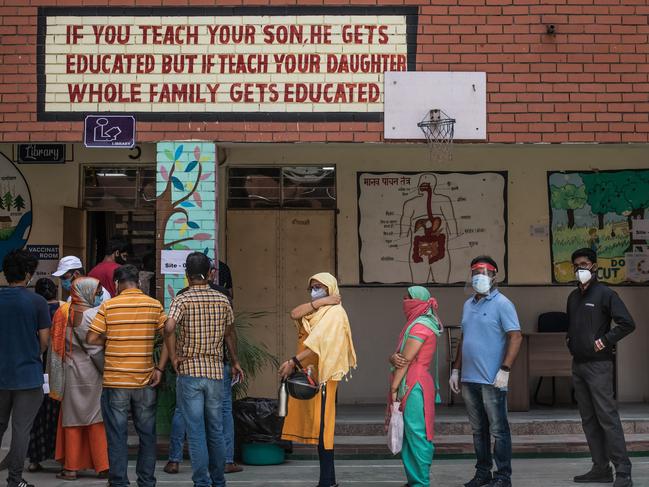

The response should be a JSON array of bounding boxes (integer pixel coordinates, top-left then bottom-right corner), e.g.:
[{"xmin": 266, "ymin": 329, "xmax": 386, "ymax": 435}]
[{"xmin": 308, "ymin": 285, "xmax": 325, "ymax": 292}]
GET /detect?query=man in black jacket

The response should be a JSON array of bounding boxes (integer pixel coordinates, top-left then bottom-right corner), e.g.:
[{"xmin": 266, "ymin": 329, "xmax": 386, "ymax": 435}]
[{"xmin": 567, "ymin": 248, "xmax": 635, "ymax": 487}]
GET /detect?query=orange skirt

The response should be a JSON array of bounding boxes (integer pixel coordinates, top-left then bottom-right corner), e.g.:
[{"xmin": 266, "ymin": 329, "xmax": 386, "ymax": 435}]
[{"xmin": 55, "ymin": 414, "xmax": 109, "ymax": 472}]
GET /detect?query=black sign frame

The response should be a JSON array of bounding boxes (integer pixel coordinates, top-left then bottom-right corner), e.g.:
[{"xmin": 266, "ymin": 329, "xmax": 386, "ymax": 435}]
[{"xmin": 16, "ymin": 144, "xmax": 67, "ymax": 164}]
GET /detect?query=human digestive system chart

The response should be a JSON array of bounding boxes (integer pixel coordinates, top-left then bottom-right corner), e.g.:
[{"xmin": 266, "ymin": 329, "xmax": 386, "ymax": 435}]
[{"xmin": 358, "ymin": 172, "xmax": 507, "ymax": 284}]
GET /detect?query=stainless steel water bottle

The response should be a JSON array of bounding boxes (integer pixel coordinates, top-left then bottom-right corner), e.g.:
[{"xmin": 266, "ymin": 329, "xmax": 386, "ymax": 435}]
[{"xmin": 278, "ymin": 380, "xmax": 288, "ymax": 417}]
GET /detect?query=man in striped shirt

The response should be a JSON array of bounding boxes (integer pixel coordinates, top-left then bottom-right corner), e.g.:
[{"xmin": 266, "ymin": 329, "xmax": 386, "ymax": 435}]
[
  {"xmin": 164, "ymin": 252, "xmax": 243, "ymax": 487},
  {"xmin": 87, "ymin": 264, "xmax": 167, "ymax": 487}
]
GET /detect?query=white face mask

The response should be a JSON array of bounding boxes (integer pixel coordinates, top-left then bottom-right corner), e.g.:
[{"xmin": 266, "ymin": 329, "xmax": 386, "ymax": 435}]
[
  {"xmin": 472, "ymin": 274, "xmax": 492, "ymax": 295},
  {"xmin": 575, "ymin": 269, "xmax": 592, "ymax": 285},
  {"xmin": 311, "ymin": 288, "xmax": 328, "ymax": 300}
]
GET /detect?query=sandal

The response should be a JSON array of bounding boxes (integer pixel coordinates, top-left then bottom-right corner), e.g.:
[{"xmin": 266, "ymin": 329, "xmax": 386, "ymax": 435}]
[
  {"xmin": 27, "ymin": 462, "xmax": 43, "ymax": 472},
  {"xmin": 98, "ymin": 470, "xmax": 109, "ymax": 478},
  {"xmin": 56, "ymin": 470, "xmax": 78, "ymax": 481}
]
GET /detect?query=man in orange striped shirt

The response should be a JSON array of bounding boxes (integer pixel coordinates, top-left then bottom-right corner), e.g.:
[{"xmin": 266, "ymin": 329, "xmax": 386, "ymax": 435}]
[{"xmin": 87, "ymin": 264, "xmax": 167, "ymax": 487}]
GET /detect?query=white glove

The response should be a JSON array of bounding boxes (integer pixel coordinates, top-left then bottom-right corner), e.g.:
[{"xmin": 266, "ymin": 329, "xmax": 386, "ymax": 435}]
[
  {"xmin": 449, "ymin": 368, "xmax": 460, "ymax": 394},
  {"xmin": 493, "ymin": 369, "xmax": 510, "ymax": 389}
]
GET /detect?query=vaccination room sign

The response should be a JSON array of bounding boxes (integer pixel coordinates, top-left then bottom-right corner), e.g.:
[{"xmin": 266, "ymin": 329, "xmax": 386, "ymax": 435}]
[{"xmin": 38, "ymin": 7, "xmax": 416, "ymax": 120}]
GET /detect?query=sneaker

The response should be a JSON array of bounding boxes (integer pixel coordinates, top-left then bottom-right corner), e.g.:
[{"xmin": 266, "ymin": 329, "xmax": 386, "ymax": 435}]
[
  {"xmin": 464, "ymin": 475, "xmax": 493, "ymax": 487},
  {"xmin": 8, "ymin": 479, "xmax": 35, "ymax": 487},
  {"xmin": 488, "ymin": 478, "xmax": 512, "ymax": 487},
  {"xmin": 613, "ymin": 475, "xmax": 633, "ymax": 487},
  {"xmin": 574, "ymin": 465, "xmax": 614, "ymax": 483}
]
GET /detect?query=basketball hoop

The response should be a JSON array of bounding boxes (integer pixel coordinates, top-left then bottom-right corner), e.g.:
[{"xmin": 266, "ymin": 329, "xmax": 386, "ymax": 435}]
[{"xmin": 417, "ymin": 109, "xmax": 456, "ymax": 161}]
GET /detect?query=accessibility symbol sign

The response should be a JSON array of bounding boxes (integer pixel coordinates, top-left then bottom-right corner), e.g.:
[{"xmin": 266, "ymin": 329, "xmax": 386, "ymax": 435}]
[{"xmin": 84, "ymin": 115, "xmax": 136, "ymax": 148}]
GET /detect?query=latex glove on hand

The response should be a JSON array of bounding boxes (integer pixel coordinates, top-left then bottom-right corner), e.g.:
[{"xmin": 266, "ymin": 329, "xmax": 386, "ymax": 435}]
[
  {"xmin": 493, "ymin": 368, "xmax": 510, "ymax": 389},
  {"xmin": 449, "ymin": 368, "xmax": 461, "ymax": 394}
]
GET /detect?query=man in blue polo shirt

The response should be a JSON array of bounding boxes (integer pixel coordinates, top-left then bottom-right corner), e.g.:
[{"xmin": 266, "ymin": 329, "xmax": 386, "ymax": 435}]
[
  {"xmin": 0, "ymin": 249, "xmax": 51, "ymax": 487},
  {"xmin": 449, "ymin": 256, "xmax": 522, "ymax": 487}
]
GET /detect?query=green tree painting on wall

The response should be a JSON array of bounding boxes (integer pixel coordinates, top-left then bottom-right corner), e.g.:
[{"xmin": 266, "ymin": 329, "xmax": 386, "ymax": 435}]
[
  {"xmin": 550, "ymin": 183, "xmax": 587, "ymax": 229},
  {"xmin": 582, "ymin": 171, "xmax": 649, "ymax": 250},
  {"xmin": 2, "ymin": 192, "xmax": 12, "ymax": 210},
  {"xmin": 13, "ymin": 194, "xmax": 25, "ymax": 211}
]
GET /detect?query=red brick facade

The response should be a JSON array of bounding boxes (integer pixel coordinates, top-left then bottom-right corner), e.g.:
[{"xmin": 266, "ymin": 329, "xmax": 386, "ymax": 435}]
[{"xmin": 1, "ymin": 1, "xmax": 648, "ymax": 143}]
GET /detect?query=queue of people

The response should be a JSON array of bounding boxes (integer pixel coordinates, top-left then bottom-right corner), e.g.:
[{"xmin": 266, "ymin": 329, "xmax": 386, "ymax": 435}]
[{"xmin": 0, "ymin": 245, "xmax": 638, "ymax": 487}]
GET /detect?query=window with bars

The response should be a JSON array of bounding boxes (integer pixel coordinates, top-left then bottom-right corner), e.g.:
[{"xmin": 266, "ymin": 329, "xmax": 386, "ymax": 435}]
[
  {"xmin": 82, "ymin": 166, "xmax": 156, "ymax": 211},
  {"xmin": 228, "ymin": 166, "xmax": 336, "ymax": 209}
]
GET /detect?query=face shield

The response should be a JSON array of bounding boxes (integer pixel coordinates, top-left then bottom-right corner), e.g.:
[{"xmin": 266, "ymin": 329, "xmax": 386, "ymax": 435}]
[{"xmin": 464, "ymin": 262, "xmax": 498, "ymax": 296}]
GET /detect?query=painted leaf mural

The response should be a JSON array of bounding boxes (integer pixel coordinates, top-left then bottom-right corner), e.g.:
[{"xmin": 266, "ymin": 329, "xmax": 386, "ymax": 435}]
[
  {"xmin": 174, "ymin": 145, "xmax": 184, "ymax": 161},
  {"xmin": 171, "ymin": 176, "xmax": 184, "ymax": 192},
  {"xmin": 157, "ymin": 142, "xmax": 216, "ymax": 308}
]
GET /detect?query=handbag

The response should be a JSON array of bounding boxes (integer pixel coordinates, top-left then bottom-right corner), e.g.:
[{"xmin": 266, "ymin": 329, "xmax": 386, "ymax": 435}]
[
  {"xmin": 72, "ymin": 326, "xmax": 105, "ymax": 374},
  {"xmin": 387, "ymin": 401, "xmax": 404, "ymax": 455}
]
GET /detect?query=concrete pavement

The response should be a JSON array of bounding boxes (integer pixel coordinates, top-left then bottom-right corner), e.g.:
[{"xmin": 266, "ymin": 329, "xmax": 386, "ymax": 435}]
[{"xmin": 2, "ymin": 457, "xmax": 649, "ymax": 487}]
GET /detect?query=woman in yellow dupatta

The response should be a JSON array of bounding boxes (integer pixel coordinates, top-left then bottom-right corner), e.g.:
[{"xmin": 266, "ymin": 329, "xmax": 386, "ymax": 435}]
[{"xmin": 279, "ymin": 272, "xmax": 357, "ymax": 487}]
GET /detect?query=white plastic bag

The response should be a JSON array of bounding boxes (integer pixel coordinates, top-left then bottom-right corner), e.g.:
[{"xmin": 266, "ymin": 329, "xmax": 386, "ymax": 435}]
[{"xmin": 387, "ymin": 401, "xmax": 404, "ymax": 455}]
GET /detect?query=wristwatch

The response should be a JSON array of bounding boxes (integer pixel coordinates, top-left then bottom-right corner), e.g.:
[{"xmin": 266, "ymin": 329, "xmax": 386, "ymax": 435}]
[{"xmin": 499, "ymin": 365, "xmax": 511, "ymax": 372}]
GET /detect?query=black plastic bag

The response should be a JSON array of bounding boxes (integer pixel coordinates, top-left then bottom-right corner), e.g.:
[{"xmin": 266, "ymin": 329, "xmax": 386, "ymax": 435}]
[{"xmin": 233, "ymin": 397, "xmax": 286, "ymax": 444}]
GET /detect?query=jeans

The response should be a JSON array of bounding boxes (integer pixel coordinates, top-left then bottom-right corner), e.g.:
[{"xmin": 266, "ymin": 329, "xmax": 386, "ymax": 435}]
[
  {"xmin": 222, "ymin": 364, "xmax": 235, "ymax": 464},
  {"xmin": 168, "ymin": 364, "xmax": 235, "ymax": 464},
  {"xmin": 462, "ymin": 382, "xmax": 512, "ymax": 482},
  {"xmin": 0, "ymin": 388, "xmax": 43, "ymax": 485},
  {"xmin": 168, "ymin": 407, "xmax": 185, "ymax": 463},
  {"xmin": 101, "ymin": 387, "xmax": 157, "ymax": 487},
  {"xmin": 177, "ymin": 375, "xmax": 225, "ymax": 487}
]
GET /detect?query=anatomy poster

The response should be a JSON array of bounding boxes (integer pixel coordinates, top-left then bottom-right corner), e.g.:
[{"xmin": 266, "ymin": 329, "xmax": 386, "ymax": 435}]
[
  {"xmin": 358, "ymin": 172, "xmax": 507, "ymax": 284},
  {"xmin": 549, "ymin": 170, "xmax": 649, "ymax": 284}
]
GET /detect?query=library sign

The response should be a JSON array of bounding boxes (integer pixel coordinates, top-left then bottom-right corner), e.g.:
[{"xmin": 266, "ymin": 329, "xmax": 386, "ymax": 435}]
[{"xmin": 39, "ymin": 7, "xmax": 416, "ymax": 120}]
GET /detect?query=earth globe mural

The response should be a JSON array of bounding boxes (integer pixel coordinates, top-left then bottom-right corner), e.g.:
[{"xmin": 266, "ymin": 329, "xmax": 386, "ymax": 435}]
[{"xmin": 0, "ymin": 152, "xmax": 32, "ymax": 265}]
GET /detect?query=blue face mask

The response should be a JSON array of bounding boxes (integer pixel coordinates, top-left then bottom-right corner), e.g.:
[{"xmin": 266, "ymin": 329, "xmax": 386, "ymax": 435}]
[
  {"xmin": 311, "ymin": 287, "xmax": 328, "ymax": 300},
  {"xmin": 472, "ymin": 274, "xmax": 492, "ymax": 295},
  {"xmin": 94, "ymin": 295, "xmax": 103, "ymax": 307},
  {"xmin": 61, "ymin": 278, "xmax": 72, "ymax": 291}
]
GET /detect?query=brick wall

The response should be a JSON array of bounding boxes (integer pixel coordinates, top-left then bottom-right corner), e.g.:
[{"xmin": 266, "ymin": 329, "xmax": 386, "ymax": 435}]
[{"xmin": 0, "ymin": 1, "xmax": 647, "ymax": 143}]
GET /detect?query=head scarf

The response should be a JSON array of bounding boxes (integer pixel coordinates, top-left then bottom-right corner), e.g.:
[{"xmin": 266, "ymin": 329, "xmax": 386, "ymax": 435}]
[
  {"xmin": 71, "ymin": 277, "xmax": 100, "ymax": 308},
  {"xmin": 399, "ymin": 286, "xmax": 442, "ymax": 349},
  {"xmin": 48, "ymin": 277, "xmax": 100, "ymax": 401},
  {"xmin": 300, "ymin": 272, "xmax": 357, "ymax": 384},
  {"xmin": 394, "ymin": 285, "xmax": 443, "ymax": 404}
]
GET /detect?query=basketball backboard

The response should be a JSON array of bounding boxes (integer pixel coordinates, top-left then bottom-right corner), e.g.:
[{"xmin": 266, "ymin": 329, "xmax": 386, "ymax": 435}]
[{"xmin": 383, "ymin": 71, "xmax": 487, "ymax": 140}]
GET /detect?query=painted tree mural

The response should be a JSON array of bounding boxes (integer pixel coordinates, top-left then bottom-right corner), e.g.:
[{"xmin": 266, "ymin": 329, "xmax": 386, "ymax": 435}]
[
  {"xmin": 13, "ymin": 194, "xmax": 25, "ymax": 211},
  {"xmin": 156, "ymin": 142, "xmax": 216, "ymax": 308},
  {"xmin": 582, "ymin": 171, "xmax": 649, "ymax": 250},
  {"xmin": 550, "ymin": 183, "xmax": 587, "ymax": 229},
  {"xmin": 3, "ymin": 192, "xmax": 13, "ymax": 210}
]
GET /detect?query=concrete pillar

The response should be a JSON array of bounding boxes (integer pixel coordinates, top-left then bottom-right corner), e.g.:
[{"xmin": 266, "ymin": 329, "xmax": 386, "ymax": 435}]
[{"xmin": 155, "ymin": 142, "xmax": 217, "ymax": 308}]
